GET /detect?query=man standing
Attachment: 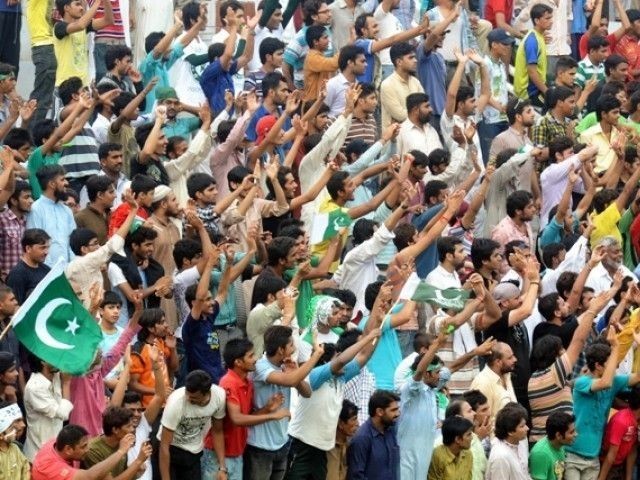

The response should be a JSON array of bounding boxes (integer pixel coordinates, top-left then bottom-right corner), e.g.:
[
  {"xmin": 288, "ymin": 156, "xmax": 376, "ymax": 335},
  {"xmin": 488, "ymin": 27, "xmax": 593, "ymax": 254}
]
[
  {"xmin": 0, "ymin": 180, "xmax": 32, "ymax": 281},
  {"xmin": 397, "ymin": 93, "xmax": 442, "ymax": 157},
  {"xmin": 158, "ymin": 370, "xmax": 227, "ymax": 480},
  {"xmin": 5, "ymin": 229, "xmax": 50, "ymax": 304}
]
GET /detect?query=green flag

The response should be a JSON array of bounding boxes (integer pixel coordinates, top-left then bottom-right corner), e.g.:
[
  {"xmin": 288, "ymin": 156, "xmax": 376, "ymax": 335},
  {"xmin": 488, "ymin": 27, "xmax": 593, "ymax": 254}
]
[
  {"xmin": 11, "ymin": 262, "xmax": 103, "ymax": 375},
  {"xmin": 410, "ymin": 282, "xmax": 471, "ymax": 311},
  {"xmin": 309, "ymin": 208, "xmax": 352, "ymax": 244}
]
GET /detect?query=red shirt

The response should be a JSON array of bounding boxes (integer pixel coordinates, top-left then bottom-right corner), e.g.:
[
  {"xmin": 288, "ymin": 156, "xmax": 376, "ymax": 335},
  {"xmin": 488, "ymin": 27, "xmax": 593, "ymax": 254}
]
[
  {"xmin": 614, "ymin": 34, "xmax": 640, "ymax": 74},
  {"xmin": 579, "ymin": 32, "xmax": 617, "ymax": 59},
  {"xmin": 601, "ymin": 408, "xmax": 638, "ymax": 465},
  {"xmin": 107, "ymin": 204, "xmax": 149, "ymax": 237},
  {"xmin": 204, "ymin": 369, "xmax": 254, "ymax": 457},
  {"xmin": 32, "ymin": 440, "xmax": 80, "ymax": 480},
  {"xmin": 484, "ymin": 0, "xmax": 513, "ymax": 28}
]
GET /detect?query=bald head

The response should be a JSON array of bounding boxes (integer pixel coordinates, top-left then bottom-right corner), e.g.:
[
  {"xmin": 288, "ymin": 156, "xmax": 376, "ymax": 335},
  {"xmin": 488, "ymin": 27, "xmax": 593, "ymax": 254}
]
[{"xmin": 487, "ymin": 342, "xmax": 517, "ymax": 374}]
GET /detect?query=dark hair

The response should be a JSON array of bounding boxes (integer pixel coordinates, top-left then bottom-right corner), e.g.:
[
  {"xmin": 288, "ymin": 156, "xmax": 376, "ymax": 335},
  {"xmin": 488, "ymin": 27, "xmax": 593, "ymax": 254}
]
[
  {"xmin": 173, "ymin": 238, "xmax": 202, "ymax": 268},
  {"xmin": 58, "ymin": 76, "xmax": 83, "ymax": 106},
  {"xmin": 134, "ymin": 122, "xmax": 156, "ymax": 149},
  {"xmin": 4, "ymin": 128, "xmax": 32, "ymax": 150},
  {"xmin": 555, "ymin": 55, "xmax": 578, "ymax": 75},
  {"xmin": 130, "ymin": 174, "xmax": 156, "ymax": 196},
  {"xmin": 10, "ymin": 180, "xmax": 31, "ymax": 205},
  {"xmin": 412, "ymin": 332, "xmax": 430, "ymax": 353},
  {"xmin": 353, "ymin": 218, "xmax": 376, "ymax": 245},
  {"xmin": 530, "ymin": 3, "xmax": 553, "ymax": 22},
  {"xmin": 427, "ymin": 148, "xmax": 450, "ymax": 170},
  {"xmin": 267, "ymin": 236, "xmax": 296, "ymax": 267},
  {"xmin": 630, "ymin": 90, "xmax": 640, "ymax": 113},
  {"xmin": 305, "ymin": 24, "xmax": 327, "ymax": 48},
  {"xmin": 548, "ymin": 136, "xmax": 574, "ymax": 161},
  {"xmin": 364, "ymin": 280, "xmax": 383, "ymax": 311},
  {"xmin": 546, "ymin": 411, "xmax": 576, "ymax": 439},
  {"xmin": 260, "ymin": 38, "xmax": 286, "ymax": 64},
  {"xmin": 408, "ymin": 149, "xmax": 428, "ymax": 169},
  {"xmin": 629, "ymin": 385, "xmax": 640, "ymax": 410},
  {"xmin": 138, "ymin": 308, "xmax": 166, "ymax": 343},
  {"xmin": 592, "ymin": 188, "xmax": 618, "ymax": 214},
  {"xmin": 437, "ymin": 236, "xmax": 463, "ymax": 262},
  {"xmin": 69, "ymin": 228, "xmax": 98, "ymax": 256},
  {"xmin": 85, "ymin": 175, "xmax": 114, "ymax": 203},
  {"xmin": 100, "ymin": 290, "xmax": 122, "ymax": 308},
  {"xmin": 102, "ymin": 406, "xmax": 134, "ymax": 436},
  {"xmin": 265, "ymin": 165, "xmax": 293, "ymax": 199},
  {"xmin": 470, "ymin": 238, "xmax": 501, "ymax": 270},
  {"xmin": 185, "ymin": 369, "xmax": 213, "ymax": 394},
  {"xmin": 327, "ymin": 171, "xmax": 350, "ymax": 200},
  {"xmin": 187, "ymin": 172, "xmax": 216, "ymax": 199},
  {"xmin": 302, "ymin": 0, "xmax": 323, "ymax": 24},
  {"xmin": 357, "ymin": 83, "xmax": 376, "ymax": 101},
  {"xmin": 494, "ymin": 402, "xmax": 528, "ymax": 440},
  {"xmin": 26, "ymin": 350, "xmax": 45, "ymax": 374},
  {"xmin": 112, "ymin": 91, "xmax": 136, "ymax": 117},
  {"xmin": 36, "ymin": 164, "xmax": 65, "ymax": 191},
  {"xmin": 455, "ymin": 85, "xmax": 475, "ymax": 109},
  {"xmin": 329, "ymin": 289, "xmax": 356, "ymax": 308},
  {"xmin": 495, "ymin": 148, "xmax": 518, "ymax": 169},
  {"xmin": 462, "ymin": 389, "xmax": 488, "ymax": 411},
  {"xmin": 393, "ymin": 223, "xmax": 416, "ymax": 251},
  {"xmin": 368, "ymin": 390, "xmax": 400, "ymax": 417},
  {"xmin": 602, "ymin": 80, "xmax": 625, "ymax": 98},
  {"xmin": 406, "ymin": 92, "xmax": 429, "ymax": 113},
  {"xmin": 21, "ymin": 228, "xmax": 50, "ymax": 250},
  {"xmin": 390, "ymin": 42, "xmax": 414, "ymax": 67},
  {"xmin": 556, "ymin": 271, "xmax": 578, "ymax": 298},
  {"xmin": 424, "ymin": 180, "xmax": 448, "ymax": 204},
  {"xmin": 98, "ymin": 142, "xmax": 122, "ymax": 160},
  {"xmin": 537, "ymin": 293, "xmax": 561, "ymax": 322},
  {"xmin": 339, "ymin": 399, "xmax": 359, "ymax": 422},
  {"xmin": 123, "ymin": 391, "xmax": 142, "ymax": 405},
  {"xmin": 145, "ymin": 32, "xmax": 165, "ymax": 54},
  {"xmin": 182, "ymin": 1, "xmax": 201, "ymax": 29},
  {"xmin": 546, "ymin": 86, "xmax": 575, "ymax": 110},
  {"xmin": 105, "ymin": 45, "xmax": 132, "ymax": 70},
  {"xmin": 219, "ymin": 0, "xmax": 243, "ymax": 23},
  {"xmin": 125, "ymin": 225, "xmax": 157, "ymax": 249},
  {"xmin": 264, "ymin": 325, "xmax": 293, "ymax": 357},
  {"xmin": 531, "ymin": 334, "xmax": 563, "ymax": 371},
  {"xmin": 585, "ymin": 342, "xmax": 611, "ymax": 371},
  {"xmin": 251, "ymin": 274, "xmax": 287, "ymax": 308},
  {"xmin": 506, "ymin": 190, "xmax": 533, "ymax": 218},
  {"xmin": 542, "ymin": 243, "xmax": 565, "ymax": 269},
  {"xmin": 441, "ymin": 416, "xmax": 474, "ymax": 446},
  {"xmin": 587, "ymin": 34, "xmax": 609, "ymax": 52},
  {"xmin": 228, "ymin": 165, "xmax": 251, "ymax": 189},
  {"xmin": 32, "ymin": 120, "xmax": 56, "ymax": 147},
  {"xmin": 506, "ymin": 97, "xmax": 532, "ymax": 125},
  {"xmin": 338, "ymin": 45, "xmax": 365, "ymax": 71},
  {"xmin": 336, "ymin": 329, "xmax": 360, "ymax": 353},
  {"xmin": 55, "ymin": 424, "xmax": 88, "ymax": 450},
  {"xmin": 596, "ymin": 94, "xmax": 621, "ymax": 121},
  {"xmin": 223, "ymin": 338, "xmax": 254, "ymax": 369},
  {"xmin": 605, "ymin": 54, "xmax": 628, "ymax": 76}
]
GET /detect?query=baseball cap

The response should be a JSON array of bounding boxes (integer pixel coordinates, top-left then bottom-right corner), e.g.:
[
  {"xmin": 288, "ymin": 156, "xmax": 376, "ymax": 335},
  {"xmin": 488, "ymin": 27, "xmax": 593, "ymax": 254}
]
[
  {"xmin": 155, "ymin": 87, "xmax": 179, "ymax": 102},
  {"xmin": 487, "ymin": 28, "xmax": 516, "ymax": 45},
  {"xmin": 256, "ymin": 115, "xmax": 278, "ymax": 146},
  {"xmin": 492, "ymin": 282, "xmax": 521, "ymax": 302}
]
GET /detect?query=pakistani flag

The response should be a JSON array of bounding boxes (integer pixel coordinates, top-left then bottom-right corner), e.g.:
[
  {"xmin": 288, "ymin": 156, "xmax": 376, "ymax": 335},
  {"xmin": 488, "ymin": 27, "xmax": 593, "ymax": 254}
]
[
  {"xmin": 309, "ymin": 208, "xmax": 352, "ymax": 244},
  {"xmin": 11, "ymin": 261, "xmax": 103, "ymax": 375},
  {"xmin": 400, "ymin": 272, "xmax": 471, "ymax": 310}
]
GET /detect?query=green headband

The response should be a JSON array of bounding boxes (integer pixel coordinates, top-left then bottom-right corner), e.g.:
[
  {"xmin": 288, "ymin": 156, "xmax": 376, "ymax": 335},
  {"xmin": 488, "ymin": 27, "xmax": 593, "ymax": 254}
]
[{"xmin": 0, "ymin": 73, "xmax": 15, "ymax": 81}]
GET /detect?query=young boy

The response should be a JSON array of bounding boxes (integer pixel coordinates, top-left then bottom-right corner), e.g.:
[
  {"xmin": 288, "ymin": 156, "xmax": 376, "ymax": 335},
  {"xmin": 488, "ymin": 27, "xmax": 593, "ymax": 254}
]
[
  {"xmin": 108, "ymin": 174, "xmax": 156, "ymax": 236},
  {"xmin": 0, "ymin": 401, "xmax": 29, "ymax": 479},
  {"xmin": 302, "ymin": 25, "xmax": 339, "ymax": 101},
  {"xmin": 97, "ymin": 291, "xmax": 125, "ymax": 389}
]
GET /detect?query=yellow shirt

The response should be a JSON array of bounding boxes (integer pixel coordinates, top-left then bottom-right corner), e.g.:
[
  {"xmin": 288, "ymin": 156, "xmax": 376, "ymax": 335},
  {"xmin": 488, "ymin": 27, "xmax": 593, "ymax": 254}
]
[
  {"xmin": 427, "ymin": 444, "xmax": 473, "ymax": 480},
  {"xmin": 310, "ymin": 196, "xmax": 349, "ymax": 273},
  {"xmin": 590, "ymin": 203, "xmax": 622, "ymax": 249},
  {"xmin": 53, "ymin": 23, "xmax": 91, "ymax": 86},
  {"xmin": 26, "ymin": 0, "xmax": 54, "ymax": 46},
  {"xmin": 578, "ymin": 123, "xmax": 622, "ymax": 173}
]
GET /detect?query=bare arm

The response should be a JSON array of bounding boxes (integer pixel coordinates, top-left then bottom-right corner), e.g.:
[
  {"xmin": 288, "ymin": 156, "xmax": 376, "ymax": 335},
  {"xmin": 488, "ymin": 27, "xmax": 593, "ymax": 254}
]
[
  {"xmin": 63, "ymin": 0, "xmax": 101, "ymax": 34},
  {"xmin": 91, "ymin": 0, "xmax": 114, "ymax": 30}
]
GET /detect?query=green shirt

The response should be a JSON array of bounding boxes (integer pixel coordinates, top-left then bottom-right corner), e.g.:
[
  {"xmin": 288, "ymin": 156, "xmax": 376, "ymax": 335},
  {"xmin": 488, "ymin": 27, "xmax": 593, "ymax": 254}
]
[
  {"xmin": 284, "ymin": 255, "xmax": 320, "ymax": 329},
  {"xmin": 576, "ymin": 112, "xmax": 638, "ymax": 135},
  {"xmin": 529, "ymin": 437, "xmax": 566, "ymax": 480},
  {"xmin": 427, "ymin": 444, "xmax": 473, "ymax": 480},
  {"xmin": 81, "ymin": 436, "xmax": 127, "ymax": 475},
  {"xmin": 26, "ymin": 146, "xmax": 61, "ymax": 199}
]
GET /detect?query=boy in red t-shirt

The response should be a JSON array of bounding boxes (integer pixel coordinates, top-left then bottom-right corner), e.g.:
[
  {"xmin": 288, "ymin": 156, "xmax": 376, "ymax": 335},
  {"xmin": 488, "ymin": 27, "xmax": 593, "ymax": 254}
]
[{"xmin": 600, "ymin": 385, "xmax": 640, "ymax": 479}]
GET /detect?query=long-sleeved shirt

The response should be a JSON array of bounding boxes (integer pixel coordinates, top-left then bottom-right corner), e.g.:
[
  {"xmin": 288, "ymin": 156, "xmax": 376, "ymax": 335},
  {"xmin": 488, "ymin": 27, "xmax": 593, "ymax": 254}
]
[
  {"xmin": 380, "ymin": 71, "xmax": 424, "ymax": 129},
  {"xmin": 540, "ymin": 155, "xmax": 584, "ymax": 229},
  {"xmin": 26, "ymin": 196, "xmax": 76, "ymax": 266},
  {"xmin": 23, "ymin": 372, "xmax": 74, "ymax": 461},
  {"xmin": 485, "ymin": 439, "xmax": 531, "ymax": 480},
  {"xmin": 347, "ymin": 419, "xmax": 400, "ymax": 480},
  {"xmin": 396, "ymin": 118, "xmax": 442, "ymax": 157},
  {"xmin": 303, "ymin": 50, "xmax": 339, "ymax": 101},
  {"xmin": 69, "ymin": 324, "xmax": 141, "ymax": 436},
  {"xmin": 210, "ymin": 110, "xmax": 251, "ymax": 198}
]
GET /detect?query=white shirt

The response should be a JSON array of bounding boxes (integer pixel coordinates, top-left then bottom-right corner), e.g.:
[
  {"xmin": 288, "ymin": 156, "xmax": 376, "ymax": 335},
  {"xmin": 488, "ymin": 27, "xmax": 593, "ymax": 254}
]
[
  {"xmin": 485, "ymin": 438, "xmax": 531, "ymax": 480},
  {"xmin": 248, "ymin": 25, "xmax": 285, "ymax": 73},
  {"xmin": 586, "ymin": 262, "xmax": 638, "ymax": 295},
  {"xmin": 374, "ymin": 4, "xmax": 404, "ymax": 66},
  {"xmin": 23, "ymin": 372, "xmax": 74, "ymax": 461},
  {"xmin": 91, "ymin": 113, "xmax": 113, "ymax": 144},
  {"xmin": 325, "ymin": 72, "xmax": 351, "ymax": 117},
  {"xmin": 169, "ymin": 34, "xmax": 208, "ymax": 107},
  {"xmin": 129, "ymin": 416, "xmax": 153, "ymax": 480},
  {"xmin": 440, "ymin": 111, "xmax": 483, "ymax": 165},
  {"xmin": 397, "ymin": 118, "xmax": 443, "ymax": 157},
  {"xmin": 158, "ymin": 386, "xmax": 226, "ymax": 454},
  {"xmin": 333, "ymin": 223, "xmax": 395, "ymax": 317},
  {"xmin": 425, "ymin": 264, "xmax": 461, "ymax": 289}
]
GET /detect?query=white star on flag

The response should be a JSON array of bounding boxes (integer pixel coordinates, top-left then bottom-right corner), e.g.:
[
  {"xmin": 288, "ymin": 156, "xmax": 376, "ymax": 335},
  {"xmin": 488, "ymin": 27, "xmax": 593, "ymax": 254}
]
[{"xmin": 65, "ymin": 318, "xmax": 80, "ymax": 336}]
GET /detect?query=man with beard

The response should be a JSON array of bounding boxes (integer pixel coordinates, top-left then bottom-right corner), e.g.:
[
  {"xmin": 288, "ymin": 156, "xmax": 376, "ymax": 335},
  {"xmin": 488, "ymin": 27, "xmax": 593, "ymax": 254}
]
[
  {"xmin": 74, "ymin": 175, "xmax": 117, "ymax": 245},
  {"xmin": 325, "ymin": 45, "xmax": 368, "ymax": 116},
  {"xmin": 157, "ymin": 87, "xmax": 202, "ymax": 140},
  {"xmin": 26, "ymin": 165, "xmax": 76, "ymax": 266},
  {"xmin": 397, "ymin": 93, "xmax": 442, "ymax": 157},
  {"xmin": 79, "ymin": 143, "xmax": 128, "ymax": 210},
  {"xmin": 586, "ymin": 237, "xmax": 638, "ymax": 295},
  {"xmin": 0, "ymin": 180, "xmax": 33, "ymax": 281},
  {"xmin": 491, "ymin": 190, "xmax": 537, "ymax": 254},
  {"xmin": 246, "ymin": 72, "xmax": 290, "ymax": 143}
]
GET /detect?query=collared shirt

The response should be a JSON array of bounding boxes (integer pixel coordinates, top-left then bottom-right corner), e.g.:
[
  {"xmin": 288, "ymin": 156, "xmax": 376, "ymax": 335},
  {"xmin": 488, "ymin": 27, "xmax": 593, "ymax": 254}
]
[
  {"xmin": 486, "ymin": 439, "xmax": 530, "ymax": 480},
  {"xmin": 303, "ymin": 49, "xmax": 339, "ymax": 102},
  {"xmin": 491, "ymin": 216, "xmax": 534, "ymax": 253},
  {"xmin": 586, "ymin": 261, "xmax": 638, "ymax": 295},
  {"xmin": 540, "ymin": 155, "xmax": 584, "ymax": 229},
  {"xmin": 489, "ymin": 126, "xmax": 534, "ymax": 193},
  {"xmin": 248, "ymin": 25, "xmax": 285, "ymax": 73},
  {"xmin": 284, "ymin": 26, "xmax": 335, "ymax": 88},
  {"xmin": 578, "ymin": 123, "xmax": 622, "ymax": 173},
  {"xmin": 0, "ymin": 208, "xmax": 26, "ymax": 280},
  {"xmin": 481, "ymin": 54, "xmax": 509, "ymax": 124},
  {"xmin": 427, "ymin": 444, "xmax": 473, "ymax": 480},
  {"xmin": 531, "ymin": 112, "xmax": 570, "ymax": 151},
  {"xmin": 344, "ymin": 367, "xmax": 376, "ymax": 425},
  {"xmin": 327, "ymin": 439, "xmax": 348, "ymax": 480},
  {"xmin": 344, "ymin": 113, "xmax": 378, "ymax": 147},
  {"xmin": 575, "ymin": 55, "xmax": 605, "ymax": 89},
  {"xmin": 78, "ymin": 170, "xmax": 128, "ymax": 210},
  {"xmin": 27, "ymin": 195, "xmax": 76, "ymax": 266},
  {"xmin": 470, "ymin": 365, "xmax": 517, "ymax": 426},
  {"xmin": 330, "ymin": 0, "xmax": 366, "ymax": 51},
  {"xmin": 397, "ymin": 118, "xmax": 442, "ymax": 157},
  {"xmin": 347, "ymin": 419, "xmax": 400, "ymax": 480},
  {"xmin": 74, "ymin": 205, "xmax": 109, "ymax": 245},
  {"xmin": 441, "ymin": 112, "xmax": 484, "ymax": 165},
  {"xmin": 417, "ymin": 45, "xmax": 446, "ymax": 116},
  {"xmin": 218, "ymin": 368, "xmax": 254, "ymax": 457},
  {"xmin": 380, "ymin": 72, "xmax": 424, "ymax": 129},
  {"xmin": 326, "ymin": 72, "xmax": 352, "ymax": 117}
]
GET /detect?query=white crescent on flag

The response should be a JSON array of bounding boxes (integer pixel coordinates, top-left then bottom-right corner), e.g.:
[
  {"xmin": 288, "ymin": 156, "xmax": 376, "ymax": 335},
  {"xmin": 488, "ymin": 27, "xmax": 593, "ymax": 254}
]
[{"xmin": 35, "ymin": 298, "xmax": 74, "ymax": 350}]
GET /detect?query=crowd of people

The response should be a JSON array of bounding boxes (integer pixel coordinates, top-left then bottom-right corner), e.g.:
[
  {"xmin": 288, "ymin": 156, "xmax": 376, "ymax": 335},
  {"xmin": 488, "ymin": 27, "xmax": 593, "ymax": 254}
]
[{"xmin": 4, "ymin": 0, "xmax": 640, "ymax": 478}]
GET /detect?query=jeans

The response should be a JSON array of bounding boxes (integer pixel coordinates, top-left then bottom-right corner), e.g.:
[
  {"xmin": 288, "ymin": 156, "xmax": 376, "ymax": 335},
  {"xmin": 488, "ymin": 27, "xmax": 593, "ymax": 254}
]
[
  {"xmin": 0, "ymin": 12, "xmax": 20, "ymax": 75},
  {"xmin": 396, "ymin": 330, "xmax": 417, "ymax": 358},
  {"xmin": 202, "ymin": 451, "xmax": 243, "ymax": 480},
  {"xmin": 30, "ymin": 45, "xmax": 57, "ymax": 124},
  {"xmin": 477, "ymin": 121, "xmax": 508, "ymax": 163},
  {"xmin": 243, "ymin": 443, "xmax": 290, "ymax": 480}
]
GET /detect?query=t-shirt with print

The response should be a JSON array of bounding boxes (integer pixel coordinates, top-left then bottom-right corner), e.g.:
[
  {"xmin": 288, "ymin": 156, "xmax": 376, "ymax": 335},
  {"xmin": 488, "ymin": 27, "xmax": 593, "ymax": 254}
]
[
  {"xmin": 182, "ymin": 301, "xmax": 225, "ymax": 384},
  {"xmin": 529, "ymin": 436, "xmax": 566, "ymax": 480},
  {"xmin": 157, "ymin": 385, "xmax": 226, "ymax": 454},
  {"xmin": 171, "ymin": 34, "xmax": 208, "ymax": 106},
  {"xmin": 53, "ymin": 21, "xmax": 94, "ymax": 85}
]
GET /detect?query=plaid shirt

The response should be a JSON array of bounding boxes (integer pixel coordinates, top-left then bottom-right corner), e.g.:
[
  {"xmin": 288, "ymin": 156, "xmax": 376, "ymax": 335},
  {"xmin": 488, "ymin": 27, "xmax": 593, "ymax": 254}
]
[
  {"xmin": 0, "ymin": 208, "xmax": 26, "ymax": 281},
  {"xmin": 531, "ymin": 112, "xmax": 570, "ymax": 148},
  {"xmin": 344, "ymin": 366, "xmax": 376, "ymax": 425}
]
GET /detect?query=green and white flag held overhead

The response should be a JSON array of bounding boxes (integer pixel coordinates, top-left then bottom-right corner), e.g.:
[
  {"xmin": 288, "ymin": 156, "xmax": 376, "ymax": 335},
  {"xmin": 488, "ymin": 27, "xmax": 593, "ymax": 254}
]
[
  {"xmin": 400, "ymin": 273, "xmax": 471, "ymax": 311},
  {"xmin": 11, "ymin": 261, "xmax": 103, "ymax": 375},
  {"xmin": 309, "ymin": 208, "xmax": 352, "ymax": 244}
]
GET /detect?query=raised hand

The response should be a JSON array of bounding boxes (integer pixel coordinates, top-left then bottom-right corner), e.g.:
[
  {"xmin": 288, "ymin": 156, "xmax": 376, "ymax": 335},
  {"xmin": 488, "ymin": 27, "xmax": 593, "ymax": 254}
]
[
  {"xmin": 19, "ymin": 99, "xmax": 37, "ymax": 122},
  {"xmin": 246, "ymin": 89, "xmax": 259, "ymax": 113},
  {"xmin": 119, "ymin": 433, "xmax": 136, "ymax": 453},
  {"xmin": 285, "ymin": 90, "xmax": 302, "ymax": 115},
  {"xmin": 246, "ymin": 9, "xmax": 262, "ymax": 29},
  {"xmin": 198, "ymin": 102, "xmax": 212, "ymax": 126}
]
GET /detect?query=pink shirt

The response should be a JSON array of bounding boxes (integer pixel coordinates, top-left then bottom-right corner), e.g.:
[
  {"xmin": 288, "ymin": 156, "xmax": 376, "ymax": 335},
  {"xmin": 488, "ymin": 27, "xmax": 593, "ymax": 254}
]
[
  {"xmin": 32, "ymin": 439, "xmax": 79, "ymax": 480},
  {"xmin": 69, "ymin": 324, "xmax": 141, "ymax": 436},
  {"xmin": 491, "ymin": 216, "xmax": 534, "ymax": 254}
]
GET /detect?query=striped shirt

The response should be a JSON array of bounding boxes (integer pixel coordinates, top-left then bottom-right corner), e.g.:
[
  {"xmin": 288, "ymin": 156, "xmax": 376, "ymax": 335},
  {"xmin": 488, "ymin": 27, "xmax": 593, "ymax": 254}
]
[
  {"xmin": 528, "ymin": 353, "xmax": 573, "ymax": 442},
  {"xmin": 58, "ymin": 127, "xmax": 101, "ymax": 180},
  {"xmin": 575, "ymin": 56, "xmax": 605, "ymax": 89},
  {"xmin": 283, "ymin": 26, "xmax": 334, "ymax": 89},
  {"xmin": 343, "ymin": 114, "xmax": 377, "ymax": 149},
  {"xmin": 88, "ymin": 0, "xmax": 125, "ymax": 40}
]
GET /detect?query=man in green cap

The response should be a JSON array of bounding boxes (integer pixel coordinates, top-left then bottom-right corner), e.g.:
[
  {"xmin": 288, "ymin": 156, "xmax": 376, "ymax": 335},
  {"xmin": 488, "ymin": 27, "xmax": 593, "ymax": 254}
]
[{"xmin": 156, "ymin": 86, "xmax": 203, "ymax": 139}]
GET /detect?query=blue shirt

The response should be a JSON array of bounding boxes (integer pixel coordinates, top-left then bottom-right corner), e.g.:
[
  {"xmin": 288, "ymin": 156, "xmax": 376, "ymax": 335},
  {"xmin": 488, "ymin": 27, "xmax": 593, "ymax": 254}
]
[
  {"xmin": 358, "ymin": 306, "xmax": 403, "ymax": 390},
  {"xmin": 26, "ymin": 195, "xmax": 76, "ymax": 266},
  {"xmin": 200, "ymin": 59, "xmax": 239, "ymax": 114},
  {"xmin": 566, "ymin": 374, "xmax": 629, "ymax": 458},
  {"xmin": 0, "ymin": 0, "xmax": 19, "ymax": 12},
  {"xmin": 245, "ymin": 105, "xmax": 292, "ymax": 143},
  {"xmin": 572, "ymin": 0, "xmax": 587, "ymax": 34},
  {"xmin": 524, "ymin": 34, "xmax": 543, "ymax": 97},
  {"xmin": 248, "ymin": 356, "xmax": 293, "ymax": 450},
  {"xmin": 162, "ymin": 117, "xmax": 201, "ymax": 139},
  {"xmin": 412, "ymin": 204, "xmax": 444, "ymax": 278},
  {"xmin": 355, "ymin": 38, "xmax": 375, "ymax": 84},
  {"xmin": 416, "ymin": 45, "xmax": 446, "ymax": 116},
  {"xmin": 139, "ymin": 43, "xmax": 184, "ymax": 114},
  {"xmin": 182, "ymin": 302, "xmax": 225, "ymax": 384},
  {"xmin": 309, "ymin": 359, "xmax": 361, "ymax": 390},
  {"xmin": 209, "ymin": 252, "xmax": 249, "ymax": 326},
  {"xmin": 347, "ymin": 419, "xmax": 400, "ymax": 480}
]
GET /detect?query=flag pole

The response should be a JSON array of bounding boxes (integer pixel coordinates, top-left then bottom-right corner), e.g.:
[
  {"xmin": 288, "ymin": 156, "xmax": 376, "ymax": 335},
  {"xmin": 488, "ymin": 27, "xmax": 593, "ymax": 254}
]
[{"xmin": 0, "ymin": 320, "xmax": 12, "ymax": 342}]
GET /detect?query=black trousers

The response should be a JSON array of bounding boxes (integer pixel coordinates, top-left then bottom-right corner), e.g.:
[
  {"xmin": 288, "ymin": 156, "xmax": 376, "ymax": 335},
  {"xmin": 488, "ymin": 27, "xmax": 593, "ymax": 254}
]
[{"xmin": 0, "ymin": 11, "xmax": 20, "ymax": 76}]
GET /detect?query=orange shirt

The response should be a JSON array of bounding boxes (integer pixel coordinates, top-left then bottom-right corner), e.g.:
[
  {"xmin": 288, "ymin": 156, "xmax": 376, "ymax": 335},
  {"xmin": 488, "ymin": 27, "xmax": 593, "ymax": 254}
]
[
  {"xmin": 129, "ymin": 338, "xmax": 171, "ymax": 407},
  {"xmin": 303, "ymin": 50, "xmax": 339, "ymax": 101}
]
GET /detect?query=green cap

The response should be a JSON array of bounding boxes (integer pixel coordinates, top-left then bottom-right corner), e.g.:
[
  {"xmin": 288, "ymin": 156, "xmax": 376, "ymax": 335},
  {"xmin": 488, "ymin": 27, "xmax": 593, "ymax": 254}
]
[{"xmin": 155, "ymin": 87, "xmax": 179, "ymax": 102}]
